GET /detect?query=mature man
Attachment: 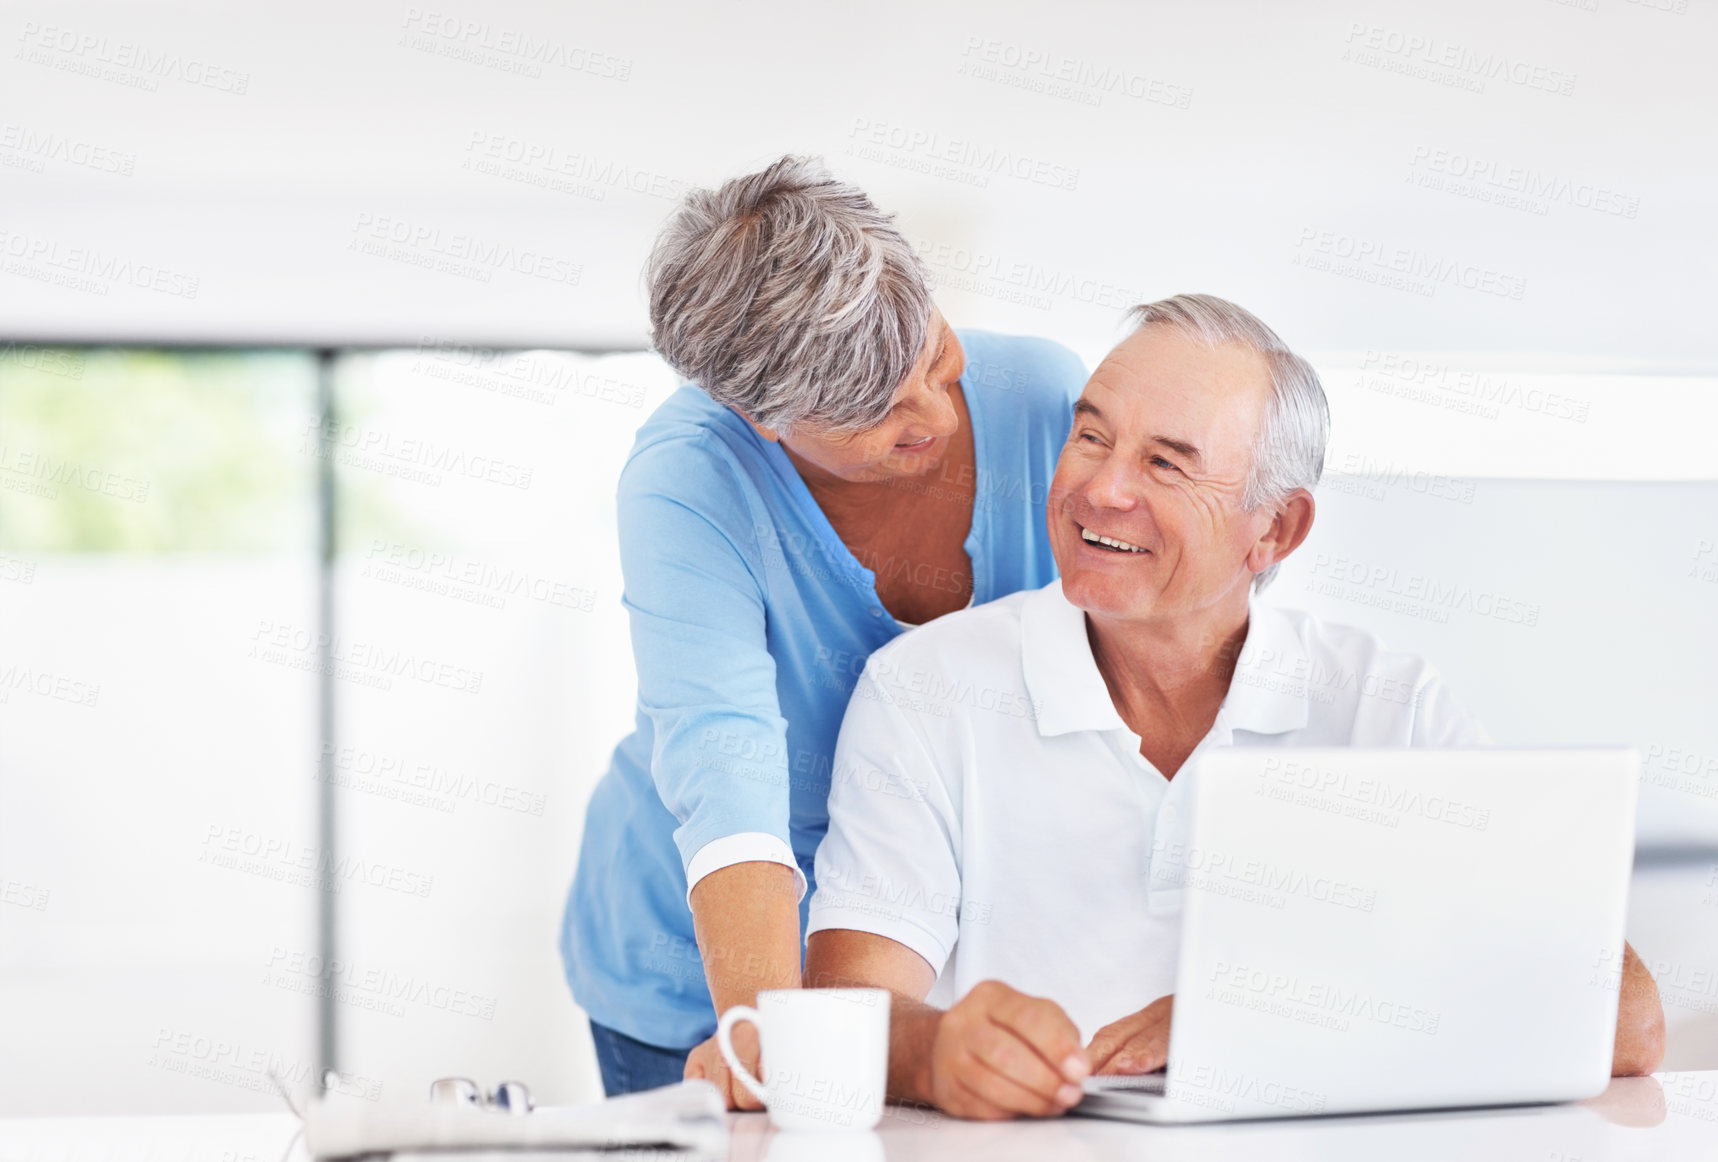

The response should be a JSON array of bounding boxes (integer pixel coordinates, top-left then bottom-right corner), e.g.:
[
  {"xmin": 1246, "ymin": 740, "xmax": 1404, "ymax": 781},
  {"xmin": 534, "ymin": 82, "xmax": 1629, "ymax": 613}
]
[{"xmin": 803, "ymin": 295, "xmax": 1665, "ymax": 1120}]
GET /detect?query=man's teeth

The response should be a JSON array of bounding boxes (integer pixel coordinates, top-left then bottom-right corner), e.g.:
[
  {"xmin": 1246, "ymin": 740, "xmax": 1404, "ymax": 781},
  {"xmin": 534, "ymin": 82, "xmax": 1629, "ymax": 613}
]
[{"xmin": 1081, "ymin": 528, "xmax": 1147, "ymax": 553}]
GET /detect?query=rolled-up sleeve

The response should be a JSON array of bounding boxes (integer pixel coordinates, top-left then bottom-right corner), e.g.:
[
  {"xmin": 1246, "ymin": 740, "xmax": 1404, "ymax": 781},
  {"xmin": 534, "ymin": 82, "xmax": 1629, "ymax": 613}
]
[
  {"xmin": 618, "ymin": 438, "xmax": 805, "ymax": 898},
  {"xmin": 808, "ymin": 659, "xmax": 963, "ymax": 977}
]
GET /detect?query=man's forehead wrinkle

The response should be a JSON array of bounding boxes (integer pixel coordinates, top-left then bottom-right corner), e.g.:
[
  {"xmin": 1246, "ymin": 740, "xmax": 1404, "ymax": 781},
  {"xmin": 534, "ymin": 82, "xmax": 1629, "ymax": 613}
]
[
  {"xmin": 1083, "ymin": 370, "xmax": 1216, "ymax": 452},
  {"xmin": 1086, "ymin": 355, "xmax": 1142, "ymax": 401},
  {"xmin": 1085, "ymin": 334, "xmax": 1272, "ymax": 464}
]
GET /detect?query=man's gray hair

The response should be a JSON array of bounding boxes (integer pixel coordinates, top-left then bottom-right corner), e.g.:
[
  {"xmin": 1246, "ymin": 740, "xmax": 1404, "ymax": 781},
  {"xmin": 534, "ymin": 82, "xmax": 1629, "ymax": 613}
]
[
  {"xmin": 1126, "ymin": 294, "xmax": 1330, "ymax": 591},
  {"xmin": 645, "ymin": 155, "xmax": 933, "ymax": 433}
]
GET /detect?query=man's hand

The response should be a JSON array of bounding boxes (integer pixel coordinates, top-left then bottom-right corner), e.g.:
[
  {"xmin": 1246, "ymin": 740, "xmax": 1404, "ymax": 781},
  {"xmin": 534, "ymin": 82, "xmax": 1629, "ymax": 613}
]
[
  {"xmin": 684, "ymin": 1019, "xmax": 764, "ymax": 1111},
  {"xmin": 1613, "ymin": 942, "xmax": 1666, "ymax": 1076},
  {"xmin": 806, "ymin": 932, "xmax": 1086, "ymax": 1120},
  {"xmin": 921, "ymin": 980, "xmax": 1090, "ymax": 1120},
  {"xmin": 1085, "ymin": 994, "xmax": 1174, "ymax": 1075}
]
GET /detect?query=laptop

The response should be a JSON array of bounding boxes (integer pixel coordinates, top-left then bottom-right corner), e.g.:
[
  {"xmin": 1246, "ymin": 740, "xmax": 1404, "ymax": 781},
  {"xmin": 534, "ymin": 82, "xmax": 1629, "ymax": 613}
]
[{"xmin": 1076, "ymin": 747, "xmax": 1639, "ymax": 1124}]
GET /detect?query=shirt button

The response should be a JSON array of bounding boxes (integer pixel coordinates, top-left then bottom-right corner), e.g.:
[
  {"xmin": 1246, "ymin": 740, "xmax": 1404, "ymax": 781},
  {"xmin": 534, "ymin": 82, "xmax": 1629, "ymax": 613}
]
[
  {"xmin": 1163, "ymin": 806, "xmax": 1178, "ymax": 822},
  {"xmin": 870, "ymin": 608, "xmax": 882, "ymax": 617}
]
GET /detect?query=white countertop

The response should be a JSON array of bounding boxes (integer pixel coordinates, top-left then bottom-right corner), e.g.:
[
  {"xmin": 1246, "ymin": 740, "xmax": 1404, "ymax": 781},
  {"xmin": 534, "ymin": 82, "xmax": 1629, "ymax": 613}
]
[{"xmin": 1, "ymin": 1073, "xmax": 1712, "ymax": 1161}]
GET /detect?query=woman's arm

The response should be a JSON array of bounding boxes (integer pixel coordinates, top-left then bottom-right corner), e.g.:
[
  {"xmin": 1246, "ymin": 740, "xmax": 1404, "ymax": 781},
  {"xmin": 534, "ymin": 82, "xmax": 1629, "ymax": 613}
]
[
  {"xmin": 690, "ymin": 862, "xmax": 804, "ymax": 1006},
  {"xmin": 682, "ymin": 862, "xmax": 803, "ymax": 1107},
  {"xmin": 614, "ymin": 439, "xmax": 807, "ymax": 1105}
]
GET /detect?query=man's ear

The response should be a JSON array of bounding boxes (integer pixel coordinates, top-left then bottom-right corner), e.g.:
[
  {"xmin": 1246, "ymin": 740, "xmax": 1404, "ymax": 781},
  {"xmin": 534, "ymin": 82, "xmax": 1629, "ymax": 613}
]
[{"xmin": 1246, "ymin": 489, "xmax": 1316, "ymax": 579}]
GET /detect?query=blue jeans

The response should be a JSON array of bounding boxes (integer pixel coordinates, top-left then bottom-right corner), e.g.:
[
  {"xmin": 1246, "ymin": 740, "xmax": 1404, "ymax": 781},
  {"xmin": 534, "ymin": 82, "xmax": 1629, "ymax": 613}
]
[{"xmin": 589, "ymin": 1020, "xmax": 693, "ymax": 1096}]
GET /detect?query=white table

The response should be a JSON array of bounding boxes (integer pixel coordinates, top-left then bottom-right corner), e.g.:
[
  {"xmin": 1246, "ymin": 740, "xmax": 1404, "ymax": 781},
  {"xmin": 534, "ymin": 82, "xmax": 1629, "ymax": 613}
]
[{"xmin": 2, "ymin": 1074, "xmax": 1713, "ymax": 1161}]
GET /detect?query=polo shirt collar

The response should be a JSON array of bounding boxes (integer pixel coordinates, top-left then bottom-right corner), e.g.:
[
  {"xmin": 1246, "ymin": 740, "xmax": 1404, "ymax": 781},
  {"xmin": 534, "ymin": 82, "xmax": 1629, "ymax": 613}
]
[
  {"xmin": 1021, "ymin": 580, "xmax": 1128, "ymax": 737},
  {"xmin": 1224, "ymin": 600, "xmax": 1314, "ymax": 737},
  {"xmin": 1020, "ymin": 581, "xmax": 1312, "ymax": 740}
]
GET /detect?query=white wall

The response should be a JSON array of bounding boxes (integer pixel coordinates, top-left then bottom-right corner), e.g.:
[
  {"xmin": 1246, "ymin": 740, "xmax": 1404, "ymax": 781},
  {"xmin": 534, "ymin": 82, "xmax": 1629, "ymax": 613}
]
[{"xmin": 0, "ymin": 0, "xmax": 1713, "ymax": 362}]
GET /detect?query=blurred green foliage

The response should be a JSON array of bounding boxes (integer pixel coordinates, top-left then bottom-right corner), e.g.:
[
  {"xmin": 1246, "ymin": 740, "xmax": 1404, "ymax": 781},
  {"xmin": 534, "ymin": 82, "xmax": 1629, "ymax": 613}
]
[{"xmin": 0, "ymin": 346, "xmax": 316, "ymax": 553}]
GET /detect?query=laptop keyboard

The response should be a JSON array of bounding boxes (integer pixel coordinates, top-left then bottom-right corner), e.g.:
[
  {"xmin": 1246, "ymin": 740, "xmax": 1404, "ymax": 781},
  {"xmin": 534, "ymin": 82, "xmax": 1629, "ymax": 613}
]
[{"xmin": 1084, "ymin": 1073, "xmax": 1168, "ymax": 1095}]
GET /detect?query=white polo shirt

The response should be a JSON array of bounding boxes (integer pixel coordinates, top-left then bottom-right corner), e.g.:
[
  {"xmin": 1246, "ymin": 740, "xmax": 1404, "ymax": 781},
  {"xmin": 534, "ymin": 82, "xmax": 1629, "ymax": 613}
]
[{"xmin": 807, "ymin": 579, "xmax": 1485, "ymax": 1041}]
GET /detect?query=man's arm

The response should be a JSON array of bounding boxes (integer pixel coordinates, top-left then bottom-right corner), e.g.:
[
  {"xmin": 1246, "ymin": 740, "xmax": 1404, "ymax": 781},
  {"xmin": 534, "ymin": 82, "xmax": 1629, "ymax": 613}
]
[
  {"xmin": 804, "ymin": 645, "xmax": 1087, "ymax": 1118},
  {"xmin": 1613, "ymin": 941, "xmax": 1666, "ymax": 1076},
  {"xmin": 806, "ymin": 929, "xmax": 1090, "ymax": 1119},
  {"xmin": 805, "ymin": 928, "xmax": 938, "ymax": 1103}
]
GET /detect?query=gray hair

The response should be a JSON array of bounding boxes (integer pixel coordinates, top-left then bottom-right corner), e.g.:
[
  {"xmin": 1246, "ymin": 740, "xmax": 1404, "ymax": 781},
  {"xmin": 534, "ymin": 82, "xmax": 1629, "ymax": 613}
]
[
  {"xmin": 1125, "ymin": 294, "xmax": 1329, "ymax": 592},
  {"xmin": 645, "ymin": 155, "xmax": 933, "ymax": 433}
]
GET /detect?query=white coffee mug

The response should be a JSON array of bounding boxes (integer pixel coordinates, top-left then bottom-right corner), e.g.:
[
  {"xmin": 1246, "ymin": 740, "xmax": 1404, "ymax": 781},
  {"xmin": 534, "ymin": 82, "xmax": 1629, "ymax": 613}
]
[{"xmin": 716, "ymin": 988, "xmax": 890, "ymax": 1132}]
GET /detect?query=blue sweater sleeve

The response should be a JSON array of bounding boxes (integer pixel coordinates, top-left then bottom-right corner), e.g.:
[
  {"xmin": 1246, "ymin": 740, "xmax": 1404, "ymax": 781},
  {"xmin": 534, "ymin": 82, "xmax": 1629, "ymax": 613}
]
[{"xmin": 615, "ymin": 434, "xmax": 792, "ymax": 871}]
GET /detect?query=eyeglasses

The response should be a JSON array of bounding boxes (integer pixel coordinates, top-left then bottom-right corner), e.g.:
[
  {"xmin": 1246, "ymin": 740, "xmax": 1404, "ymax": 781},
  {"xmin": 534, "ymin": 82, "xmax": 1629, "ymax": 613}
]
[{"xmin": 428, "ymin": 1076, "xmax": 535, "ymax": 1114}]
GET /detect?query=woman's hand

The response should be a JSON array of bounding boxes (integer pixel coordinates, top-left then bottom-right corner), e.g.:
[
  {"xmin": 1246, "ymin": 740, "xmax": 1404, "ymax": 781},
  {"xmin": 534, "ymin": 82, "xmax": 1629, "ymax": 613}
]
[
  {"xmin": 1085, "ymin": 995, "xmax": 1175, "ymax": 1075},
  {"xmin": 684, "ymin": 1021, "xmax": 765, "ymax": 1110}
]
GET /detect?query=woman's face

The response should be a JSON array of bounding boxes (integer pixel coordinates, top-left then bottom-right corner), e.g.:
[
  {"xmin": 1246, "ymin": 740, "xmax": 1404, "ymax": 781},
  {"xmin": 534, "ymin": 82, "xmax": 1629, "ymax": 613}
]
[{"xmin": 768, "ymin": 311, "xmax": 967, "ymax": 486}]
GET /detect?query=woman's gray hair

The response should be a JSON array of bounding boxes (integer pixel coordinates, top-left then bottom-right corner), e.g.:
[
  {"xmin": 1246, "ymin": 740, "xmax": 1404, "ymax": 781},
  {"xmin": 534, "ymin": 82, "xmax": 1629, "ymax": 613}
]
[
  {"xmin": 1126, "ymin": 294, "xmax": 1330, "ymax": 592},
  {"xmin": 645, "ymin": 155, "xmax": 933, "ymax": 433}
]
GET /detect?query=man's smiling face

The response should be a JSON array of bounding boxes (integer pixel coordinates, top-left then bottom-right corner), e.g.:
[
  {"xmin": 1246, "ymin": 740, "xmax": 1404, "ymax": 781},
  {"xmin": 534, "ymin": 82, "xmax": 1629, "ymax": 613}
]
[{"xmin": 1048, "ymin": 324, "xmax": 1278, "ymax": 624}]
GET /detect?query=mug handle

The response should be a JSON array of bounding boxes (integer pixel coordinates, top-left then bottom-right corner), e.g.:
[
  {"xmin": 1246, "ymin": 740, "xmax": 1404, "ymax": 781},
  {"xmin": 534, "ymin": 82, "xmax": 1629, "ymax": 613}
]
[{"xmin": 715, "ymin": 1005, "xmax": 771, "ymax": 1107}]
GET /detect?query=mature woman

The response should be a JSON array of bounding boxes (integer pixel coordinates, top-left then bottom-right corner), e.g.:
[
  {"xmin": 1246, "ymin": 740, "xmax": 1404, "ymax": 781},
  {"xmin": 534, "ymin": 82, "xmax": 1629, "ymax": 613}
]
[{"xmin": 560, "ymin": 155, "xmax": 1086, "ymax": 1105}]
